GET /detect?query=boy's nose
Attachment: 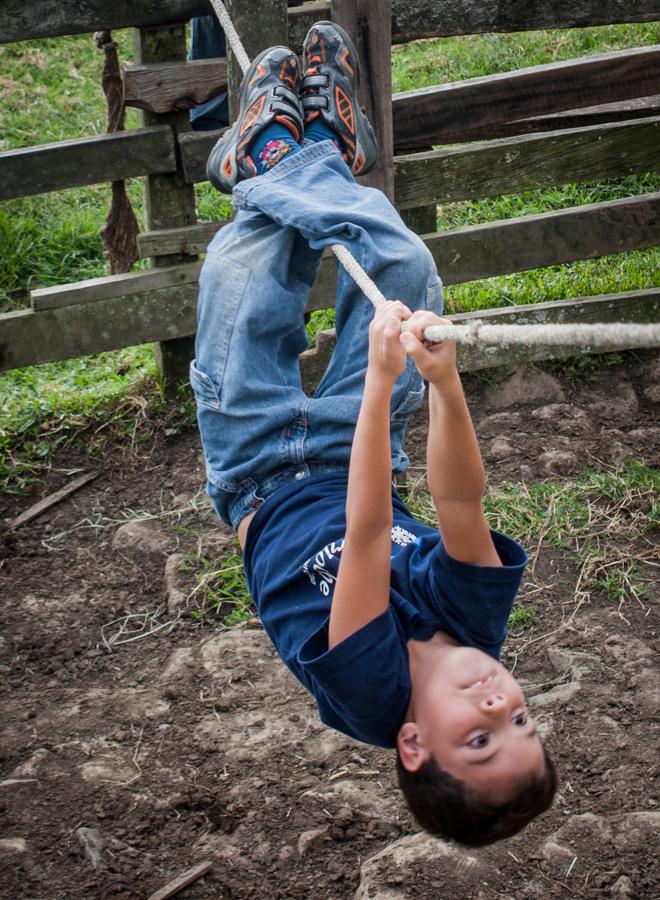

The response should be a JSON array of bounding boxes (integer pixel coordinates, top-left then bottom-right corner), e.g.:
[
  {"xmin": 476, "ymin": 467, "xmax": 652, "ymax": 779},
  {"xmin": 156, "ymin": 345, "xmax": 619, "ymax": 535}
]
[{"xmin": 480, "ymin": 693, "xmax": 507, "ymax": 714}]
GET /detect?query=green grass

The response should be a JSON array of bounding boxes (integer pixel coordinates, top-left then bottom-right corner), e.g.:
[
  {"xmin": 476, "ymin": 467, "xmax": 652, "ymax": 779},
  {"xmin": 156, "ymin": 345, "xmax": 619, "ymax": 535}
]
[
  {"xmin": 507, "ymin": 605, "xmax": 537, "ymax": 635},
  {"xmin": 408, "ymin": 460, "xmax": 659, "ymax": 622},
  {"xmin": 0, "ymin": 30, "xmax": 143, "ymax": 310},
  {"xmin": 183, "ymin": 549, "xmax": 255, "ymax": 627},
  {"xmin": 0, "ymin": 348, "xmax": 198, "ymax": 493}
]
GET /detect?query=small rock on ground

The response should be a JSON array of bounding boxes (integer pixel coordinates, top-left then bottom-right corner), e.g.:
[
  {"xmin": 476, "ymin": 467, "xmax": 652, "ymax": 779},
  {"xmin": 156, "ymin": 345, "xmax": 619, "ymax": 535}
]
[
  {"xmin": 487, "ymin": 367, "xmax": 565, "ymax": 410},
  {"xmin": 354, "ymin": 832, "xmax": 484, "ymax": 900},
  {"xmin": 164, "ymin": 552, "xmax": 188, "ymax": 614},
  {"xmin": 529, "ymin": 681, "xmax": 581, "ymax": 708},
  {"xmin": 112, "ymin": 520, "xmax": 174, "ymax": 556},
  {"xmin": 298, "ymin": 826, "xmax": 330, "ymax": 857},
  {"xmin": 539, "ymin": 449, "xmax": 579, "ymax": 476},
  {"xmin": 0, "ymin": 838, "xmax": 27, "ymax": 853},
  {"xmin": 488, "ymin": 435, "xmax": 515, "ymax": 459}
]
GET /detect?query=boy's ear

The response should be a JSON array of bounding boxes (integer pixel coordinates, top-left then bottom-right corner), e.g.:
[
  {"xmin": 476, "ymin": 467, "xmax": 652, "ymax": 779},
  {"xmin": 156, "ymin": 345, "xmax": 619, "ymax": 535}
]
[{"xmin": 397, "ymin": 721, "xmax": 431, "ymax": 772}]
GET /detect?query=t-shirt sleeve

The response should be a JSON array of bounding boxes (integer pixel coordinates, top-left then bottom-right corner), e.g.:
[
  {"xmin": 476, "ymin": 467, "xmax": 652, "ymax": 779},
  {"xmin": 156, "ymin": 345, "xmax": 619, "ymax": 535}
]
[
  {"xmin": 296, "ymin": 608, "xmax": 409, "ymax": 747},
  {"xmin": 423, "ymin": 530, "xmax": 528, "ymax": 656}
]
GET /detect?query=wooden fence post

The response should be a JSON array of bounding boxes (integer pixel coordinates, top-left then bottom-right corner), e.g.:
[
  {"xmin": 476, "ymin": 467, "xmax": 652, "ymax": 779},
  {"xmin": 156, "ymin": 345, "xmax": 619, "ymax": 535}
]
[
  {"xmin": 400, "ymin": 158, "xmax": 438, "ymax": 235},
  {"xmin": 225, "ymin": 0, "xmax": 289, "ymax": 122},
  {"xmin": 332, "ymin": 0, "xmax": 394, "ymax": 202},
  {"xmin": 133, "ymin": 22, "xmax": 198, "ymax": 394}
]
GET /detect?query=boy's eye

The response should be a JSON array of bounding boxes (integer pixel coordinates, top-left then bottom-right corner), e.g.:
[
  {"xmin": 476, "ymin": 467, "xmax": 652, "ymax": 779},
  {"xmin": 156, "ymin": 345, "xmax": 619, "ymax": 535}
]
[
  {"xmin": 468, "ymin": 733, "xmax": 489, "ymax": 749},
  {"xmin": 512, "ymin": 711, "xmax": 528, "ymax": 726}
]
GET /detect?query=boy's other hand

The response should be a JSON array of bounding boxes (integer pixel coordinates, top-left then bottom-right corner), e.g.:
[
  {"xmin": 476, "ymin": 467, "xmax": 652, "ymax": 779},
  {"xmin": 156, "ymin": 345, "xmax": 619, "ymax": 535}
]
[
  {"xmin": 400, "ymin": 312, "xmax": 458, "ymax": 387},
  {"xmin": 367, "ymin": 300, "xmax": 412, "ymax": 386}
]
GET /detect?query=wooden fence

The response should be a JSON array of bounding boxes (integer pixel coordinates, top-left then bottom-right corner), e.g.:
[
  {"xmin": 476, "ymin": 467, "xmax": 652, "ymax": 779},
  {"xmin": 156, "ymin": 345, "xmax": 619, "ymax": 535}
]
[{"xmin": 1, "ymin": 0, "xmax": 659, "ymax": 385}]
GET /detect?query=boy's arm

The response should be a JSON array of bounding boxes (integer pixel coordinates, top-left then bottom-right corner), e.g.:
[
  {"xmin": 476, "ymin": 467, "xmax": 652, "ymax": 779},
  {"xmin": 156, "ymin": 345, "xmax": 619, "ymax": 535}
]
[
  {"xmin": 400, "ymin": 313, "xmax": 501, "ymax": 567},
  {"xmin": 328, "ymin": 301, "xmax": 411, "ymax": 650}
]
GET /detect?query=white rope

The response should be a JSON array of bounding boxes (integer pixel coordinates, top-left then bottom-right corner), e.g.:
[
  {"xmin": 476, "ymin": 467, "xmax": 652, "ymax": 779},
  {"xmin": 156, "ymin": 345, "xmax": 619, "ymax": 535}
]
[
  {"xmin": 330, "ymin": 242, "xmax": 389, "ymax": 308},
  {"xmin": 208, "ymin": 0, "xmax": 660, "ymax": 351},
  {"xmin": 208, "ymin": 0, "xmax": 251, "ymax": 75},
  {"xmin": 404, "ymin": 319, "xmax": 660, "ymax": 348}
]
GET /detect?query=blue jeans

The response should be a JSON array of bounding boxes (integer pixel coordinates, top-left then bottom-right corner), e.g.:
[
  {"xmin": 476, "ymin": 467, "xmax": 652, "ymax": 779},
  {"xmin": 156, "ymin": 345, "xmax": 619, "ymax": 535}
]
[
  {"xmin": 191, "ymin": 142, "xmax": 443, "ymax": 529},
  {"xmin": 189, "ymin": 16, "xmax": 229, "ymax": 131}
]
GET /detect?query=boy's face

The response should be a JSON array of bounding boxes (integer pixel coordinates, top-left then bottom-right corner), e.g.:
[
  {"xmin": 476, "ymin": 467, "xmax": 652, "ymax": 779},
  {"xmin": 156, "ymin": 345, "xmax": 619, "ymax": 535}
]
[{"xmin": 399, "ymin": 645, "xmax": 545, "ymax": 804}]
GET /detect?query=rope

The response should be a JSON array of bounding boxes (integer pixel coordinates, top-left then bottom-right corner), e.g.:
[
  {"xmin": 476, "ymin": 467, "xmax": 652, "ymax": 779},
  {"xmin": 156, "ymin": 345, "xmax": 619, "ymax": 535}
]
[
  {"xmin": 209, "ymin": 0, "xmax": 251, "ymax": 75},
  {"xmin": 94, "ymin": 30, "xmax": 139, "ymax": 274},
  {"xmin": 207, "ymin": 0, "xmax": 660, "ymax": 350},
  {"xmin": 406, "ymin": 320, "xmax": 660, "ymax": 348}
]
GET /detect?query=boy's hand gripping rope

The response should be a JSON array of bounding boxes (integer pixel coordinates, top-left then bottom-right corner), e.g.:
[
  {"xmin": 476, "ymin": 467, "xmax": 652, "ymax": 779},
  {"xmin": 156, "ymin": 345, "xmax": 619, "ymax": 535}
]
[{"xmin": 208, "ymin": 0, "xmax": 660, "ymax": 350}]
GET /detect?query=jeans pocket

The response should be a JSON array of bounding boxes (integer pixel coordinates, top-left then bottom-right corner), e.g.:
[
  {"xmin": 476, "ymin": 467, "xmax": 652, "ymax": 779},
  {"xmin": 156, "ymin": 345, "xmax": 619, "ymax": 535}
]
[
  {"xmin": 189, "ymin": 359, "xmax": 221, "ymax": 410},
  {"xmin": 207, "ymin": 469, "xmax": 247, "ymax": 494},
  {"xmin": 426, "ymin": 275, "xmax": 444, "ymax": 315}
]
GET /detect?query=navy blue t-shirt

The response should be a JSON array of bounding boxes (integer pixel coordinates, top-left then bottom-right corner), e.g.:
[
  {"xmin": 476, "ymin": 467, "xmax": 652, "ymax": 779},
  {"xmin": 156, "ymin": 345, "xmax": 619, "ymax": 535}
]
[{"xmin": 243, "ymin": 473, "xmax": 527, "ymax": 749}]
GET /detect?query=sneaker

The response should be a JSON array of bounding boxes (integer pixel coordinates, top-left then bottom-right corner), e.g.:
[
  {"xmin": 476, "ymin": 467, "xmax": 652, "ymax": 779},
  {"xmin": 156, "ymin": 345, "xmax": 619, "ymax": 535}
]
[
  {"xmin": 207, "ymin": 46, "xmax": 304, "ymax": 193},
  {"xmin": 301, "ymin": 21, "xmax": 378, "ymax": 176}
]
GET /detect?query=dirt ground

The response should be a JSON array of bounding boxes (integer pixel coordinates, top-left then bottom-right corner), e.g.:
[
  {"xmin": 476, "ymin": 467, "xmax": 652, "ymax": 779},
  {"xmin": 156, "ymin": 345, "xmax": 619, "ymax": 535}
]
[{"xmin": 1, "ymin": 353, "xmax": 658, "ymax": 900}]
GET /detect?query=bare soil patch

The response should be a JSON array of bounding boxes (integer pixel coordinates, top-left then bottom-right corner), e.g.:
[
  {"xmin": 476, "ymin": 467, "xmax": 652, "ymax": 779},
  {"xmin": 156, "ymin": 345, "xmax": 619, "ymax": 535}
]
[{"xmin": 1, "ymin": 352, "xmax": 658, "ymax": 899}]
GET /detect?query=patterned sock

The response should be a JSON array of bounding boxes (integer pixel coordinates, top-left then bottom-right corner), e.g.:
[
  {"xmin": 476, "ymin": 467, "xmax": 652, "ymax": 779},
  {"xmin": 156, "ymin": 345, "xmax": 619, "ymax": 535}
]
[
  {"xmin": 250, "ymin": 123, "xmax": 301, "ymax": 175},
  {"xmin": 303, "ymin": 116, "xmax": 342, "ymax": 151}
]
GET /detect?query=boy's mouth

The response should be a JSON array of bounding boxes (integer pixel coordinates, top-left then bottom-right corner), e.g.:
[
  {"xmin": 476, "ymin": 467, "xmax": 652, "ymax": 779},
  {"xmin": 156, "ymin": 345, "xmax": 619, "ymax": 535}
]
[{"xmin": 466, "ymin": 673, "xmax": 496, "ymax": 689}]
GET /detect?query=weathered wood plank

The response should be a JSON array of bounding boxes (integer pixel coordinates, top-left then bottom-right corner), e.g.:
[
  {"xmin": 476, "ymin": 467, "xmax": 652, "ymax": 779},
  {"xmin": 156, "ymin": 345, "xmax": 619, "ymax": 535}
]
[
  {"xmin": 0, "ymin": 128, "xmax": 176, "ymax": 201},
  {"xmin": 124, "ymin": 58, "xmax": 227, "ymax": 114},
  {"xmin": 395, "ymin": 118, "xmax": 660, "ymax": 209},
  {"xmin": 428, "ymin": 192, "xmax": 660, "ymax": 287},
  {"xmin": 4, "ymin": 287, "xmax": 657, "ymax": 374},
  {"xmin": 125, "ymin": 65, "xmax": 660, "ymax": 133},
  {"xmin": 23, "ymin": 194, "xmax": 660, "ymax": 368},
  {"xmin": 333, "ymin": 0, "xmax": 395, "ymax": 199},
  {"xmin": 178, "ymin": 118, "xmax": 660, "ymax": 208},
  {"xmin": 131, "ymin": 191, "xmax": 660, "ymax": 274},
  {"xmin": 390, "ymin": 1, "xmax": 660, "ymax": 42},
  {"xmin": 137, "ymin": 222, "xmax": 227, "ymax": 258},
  {"xmin": 133, "ymin": 22, "xmax": 199, "ymax": 390},
  {"xmin": 393, "ymin": 46, "xmax": 660, "ymax": 150},
  {"xmin": 0, "ymin": 287, "xmax": 199, "ymax": 372},
  {"xmin": 445, "ymin": 95, "xmax": 660, "ymax": 143},
  {"xmin": 31, "ymin": 263, "xmax": 203, "ymax": 311},
  {"xmin": 299, "ymin": 289, "xmax": 660, "ymax": 380},
  {"xmin": 3, "ymin": 0, "xmax": 658, "ymax": 46},
  {"xmin": 179, "ymin": 129, "xmax": 223, "ymax": 183}
]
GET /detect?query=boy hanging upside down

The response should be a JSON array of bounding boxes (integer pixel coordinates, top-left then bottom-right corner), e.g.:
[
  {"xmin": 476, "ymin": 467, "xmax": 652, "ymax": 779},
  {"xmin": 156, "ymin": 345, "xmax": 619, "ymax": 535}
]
[{"xmin": 191, "ymin": 21, "xmax": 557, "ymax": 846}]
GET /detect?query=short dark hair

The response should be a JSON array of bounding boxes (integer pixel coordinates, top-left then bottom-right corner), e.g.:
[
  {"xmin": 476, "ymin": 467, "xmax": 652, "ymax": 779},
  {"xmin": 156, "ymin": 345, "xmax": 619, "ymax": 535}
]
[{"xmin": 396, "ymin": 747, "xmax": 557, "ymax": 847}]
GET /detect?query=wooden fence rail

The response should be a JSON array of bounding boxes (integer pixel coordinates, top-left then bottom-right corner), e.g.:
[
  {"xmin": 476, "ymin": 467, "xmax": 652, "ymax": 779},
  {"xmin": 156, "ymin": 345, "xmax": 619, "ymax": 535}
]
[
  {"xmin": 2, "ymin": 0, "xmax": 659, "ymax": 45},
  {"xmin": 393, "ymin": 45, "xmax": 660, "ymax": 149},
  {"xmin": 3, "ymin": 191, "xmax": 657, "ymax": 372},
  {"xmin": 177, "ymin": 118, "xmax": 660, "ymax": 207},
  {"xmin": 394, "ymin": 118, "xmax": 660, "ymax": 209},
  {"xmin": 124, "ymin": 58, "xmax": 228, "ymax": 114},
  {"xmin": 134, "ymin": 189, "xmax": 660, "ymax": 266},
  {"xmin": 123, "ymin": 54, "xmax": 660, "ymax": 130},
  {"xmin": 0, "ymin": 127, "xmax": 176, "ymax": 201},
  {"xmin": 3, "ymin": 287, "xmax": 657, "ymax": 375}
]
